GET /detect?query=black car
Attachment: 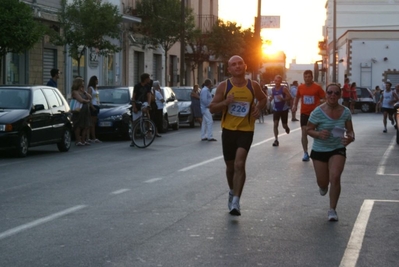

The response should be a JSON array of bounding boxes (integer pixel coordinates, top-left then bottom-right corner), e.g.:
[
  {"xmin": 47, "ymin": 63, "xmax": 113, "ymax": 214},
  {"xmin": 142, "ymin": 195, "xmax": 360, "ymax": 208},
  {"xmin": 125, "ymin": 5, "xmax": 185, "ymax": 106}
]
[
  {"xmin": 0, "ymin": 85, "xmax": 73, "ymax": 157},
  {"xmin": 96, "ymin": 86, "xmax": 133, "ymax": 139},
  {"xmin": 355, "ymin": 87, "xmax": 375, "ymax": 113}
]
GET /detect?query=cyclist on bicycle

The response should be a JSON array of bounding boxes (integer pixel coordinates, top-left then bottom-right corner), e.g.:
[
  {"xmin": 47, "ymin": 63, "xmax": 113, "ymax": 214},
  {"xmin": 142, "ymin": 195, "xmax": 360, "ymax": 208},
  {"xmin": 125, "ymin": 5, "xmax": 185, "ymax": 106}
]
[{"xmin": 130, "ymin": 73, "xmax": 152, "ymax": 147}]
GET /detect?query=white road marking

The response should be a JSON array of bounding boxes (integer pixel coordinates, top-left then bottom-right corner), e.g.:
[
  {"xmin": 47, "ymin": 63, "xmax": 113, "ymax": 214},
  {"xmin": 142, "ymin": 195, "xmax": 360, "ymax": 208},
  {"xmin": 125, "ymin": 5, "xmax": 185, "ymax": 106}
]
[
  {"xmin": 339, "ymin": 199, "xmax": 399, "ymax": 267},
  {"xmin": 110, "ymin": 188, "xmax": 131, "ymax": 195},
  {"xmin": 179, "ymin": 156, "xmax": 223, "ymax": 172},
  {"xmin": 179, "ymin": 128, "xmax": 301, "ymax": 172},
  {"xmin": 376, "ymin": 136, "xmax": 398, "ymax": 176},
  {"xmin": 144, "ymin": 178, "xmax": 163, "ymax": 183},
  {"xmin": 0, "ymin": 205, "xmax": 87, "ymax": 240}
]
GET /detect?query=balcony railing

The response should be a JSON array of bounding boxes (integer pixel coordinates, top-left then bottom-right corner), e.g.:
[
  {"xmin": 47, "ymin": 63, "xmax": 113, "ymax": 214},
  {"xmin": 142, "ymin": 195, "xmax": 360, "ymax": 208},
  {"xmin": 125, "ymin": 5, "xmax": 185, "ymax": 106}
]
[{"xmin": 196, "ymin": 15, "xmax": 218, "ymax": 33}]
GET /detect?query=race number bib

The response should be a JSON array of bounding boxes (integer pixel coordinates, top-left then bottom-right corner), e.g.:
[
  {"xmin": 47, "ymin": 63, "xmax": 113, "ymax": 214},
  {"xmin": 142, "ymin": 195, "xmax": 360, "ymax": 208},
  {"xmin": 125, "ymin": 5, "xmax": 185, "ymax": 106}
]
[
  {"xmin": 303, "ymin": 95, "xmax": 315, "ymax": 105},
  {"xmin": 228, "ymin": 101, "xmax": 250, "ymax": 117}
]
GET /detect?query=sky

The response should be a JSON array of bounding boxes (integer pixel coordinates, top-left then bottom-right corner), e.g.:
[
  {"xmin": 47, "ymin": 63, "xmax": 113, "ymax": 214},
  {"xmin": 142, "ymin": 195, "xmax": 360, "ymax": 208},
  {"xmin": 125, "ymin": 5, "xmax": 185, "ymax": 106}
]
[{"xmin": 218, "ymin": 0, "xmax": 327, "ymax": 66}]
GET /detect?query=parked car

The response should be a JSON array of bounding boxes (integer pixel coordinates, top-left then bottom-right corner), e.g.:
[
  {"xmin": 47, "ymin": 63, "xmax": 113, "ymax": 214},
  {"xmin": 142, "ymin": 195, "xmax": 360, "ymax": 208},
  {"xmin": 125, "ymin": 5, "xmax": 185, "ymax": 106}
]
[
  {"xmin": 355, "ymin": 87, "xmax": 375, "ymax": 112},
  {"xmin": 0, "ymin": 85, "xmax": 73, "ymax": 157},
  {"xmin": 96, "ymin": 86, "xmax": 133, "ymax": 139},
  {"xmin": 160, "ymin": 87, "xmax": 179, "ymax": 132},
  {"xmin": 171, "ymin": 86, "xmax": 195, "ymax": 127}
]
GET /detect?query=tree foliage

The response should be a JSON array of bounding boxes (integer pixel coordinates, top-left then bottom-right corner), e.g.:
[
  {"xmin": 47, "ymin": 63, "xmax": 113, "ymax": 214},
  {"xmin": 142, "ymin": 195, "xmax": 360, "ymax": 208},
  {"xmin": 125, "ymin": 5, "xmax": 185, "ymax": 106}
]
[
  {"xmin": 136, "ymin": 0, "xmax": 196, "ymax": 85},
  {"xmin": 51, "ymin": 0, "xmax": 122, "ymax": 75},
  {"xmin": 0, "ymin": 0, "xmax": 45, "ymax": 80},
  {"xmin": 261, "ymin": 66, "xmax": 285, "ymax": 84},
  {"xmin": 185, "ymin": 29, "xmax": 211, "ymax": 84},
  {"xmin": 206, "ymin": 20, "xmax": 245, "ymax": 64}
]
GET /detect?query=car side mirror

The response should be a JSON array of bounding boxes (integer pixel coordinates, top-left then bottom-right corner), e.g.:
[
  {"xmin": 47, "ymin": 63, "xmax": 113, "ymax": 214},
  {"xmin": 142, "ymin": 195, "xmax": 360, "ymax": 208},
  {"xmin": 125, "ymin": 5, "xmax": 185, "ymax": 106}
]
[{"xmin": 32, "ymin": 104, "xmax": 45, "ymax": 112}]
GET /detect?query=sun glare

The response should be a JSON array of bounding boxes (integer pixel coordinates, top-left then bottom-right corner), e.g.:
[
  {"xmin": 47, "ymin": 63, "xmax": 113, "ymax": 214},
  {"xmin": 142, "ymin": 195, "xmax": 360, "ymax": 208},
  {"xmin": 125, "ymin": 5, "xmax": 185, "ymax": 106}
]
[{"xmin": 262, "ymin": 43, "xmax": 279, "ymax": 57}]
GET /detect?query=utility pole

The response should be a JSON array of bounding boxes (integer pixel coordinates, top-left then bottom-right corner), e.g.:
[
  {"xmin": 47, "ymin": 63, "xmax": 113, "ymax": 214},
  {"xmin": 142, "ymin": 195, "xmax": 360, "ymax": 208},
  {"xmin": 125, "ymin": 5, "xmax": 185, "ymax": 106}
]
[
  {"xmin": 254, "ymin": 0, "xmax": 262, "ymax": 81},
  {"xmin": 332, "ymin": 0, "xmax": 337, "ymax": 82},
  {"xmin": 180, "ymin": 0, "xmax": 185, "ymax": 86}
]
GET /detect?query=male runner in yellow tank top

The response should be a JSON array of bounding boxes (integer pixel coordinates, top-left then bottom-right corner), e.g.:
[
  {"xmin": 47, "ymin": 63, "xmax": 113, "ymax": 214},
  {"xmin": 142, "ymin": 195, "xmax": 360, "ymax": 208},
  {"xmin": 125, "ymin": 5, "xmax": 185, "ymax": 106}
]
[{"xmin": 209, "ymin": 55, "xmax": 267, "ymax": 216}]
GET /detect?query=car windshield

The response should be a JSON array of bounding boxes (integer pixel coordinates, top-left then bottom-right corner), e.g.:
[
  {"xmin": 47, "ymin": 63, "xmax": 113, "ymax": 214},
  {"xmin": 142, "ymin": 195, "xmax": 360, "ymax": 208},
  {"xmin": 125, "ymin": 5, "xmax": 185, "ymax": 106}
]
[
  {"xmin": 0, "ymin": 88, "xmax": 30, "ymax": 109},
  {"xmin": 172, "ymin": 89, "xmax": 192, "ymax": 101},
  {"xmin": 98, "ymin": 88, "xmax": 130, "ymax": 104}
]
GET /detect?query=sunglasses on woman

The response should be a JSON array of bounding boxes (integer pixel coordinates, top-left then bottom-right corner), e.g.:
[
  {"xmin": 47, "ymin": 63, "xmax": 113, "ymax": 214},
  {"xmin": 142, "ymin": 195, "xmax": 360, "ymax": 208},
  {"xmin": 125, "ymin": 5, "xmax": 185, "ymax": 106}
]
[{"xmin": 326, "ymin": 91, "xmax": 340, "ymax": 96}]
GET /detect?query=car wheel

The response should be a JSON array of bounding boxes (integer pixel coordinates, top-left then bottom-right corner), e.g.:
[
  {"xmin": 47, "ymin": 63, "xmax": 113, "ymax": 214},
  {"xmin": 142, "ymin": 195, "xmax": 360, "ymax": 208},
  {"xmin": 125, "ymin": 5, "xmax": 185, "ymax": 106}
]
[
  {"xmin": 162, "ymin": 115, "xmax": 169, "ymax": 133},
  {"xmin": 360, "ymin": 103, "xmax": 370, "ymax": 113},
  {"xmin": 57, "ymin": 128, "xmax": 72, "ymax": 152},
  {"xmin": 16, "ymin": 132, "xmax": 28, "ymax": 158}
]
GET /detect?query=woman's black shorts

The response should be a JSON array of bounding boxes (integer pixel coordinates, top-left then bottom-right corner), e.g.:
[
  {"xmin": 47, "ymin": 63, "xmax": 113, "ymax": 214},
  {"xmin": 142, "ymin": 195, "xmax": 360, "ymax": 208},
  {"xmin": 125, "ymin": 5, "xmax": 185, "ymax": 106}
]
[{"xmin": 310, "ymin": 147, "xmax": 346, "ymax": 163}]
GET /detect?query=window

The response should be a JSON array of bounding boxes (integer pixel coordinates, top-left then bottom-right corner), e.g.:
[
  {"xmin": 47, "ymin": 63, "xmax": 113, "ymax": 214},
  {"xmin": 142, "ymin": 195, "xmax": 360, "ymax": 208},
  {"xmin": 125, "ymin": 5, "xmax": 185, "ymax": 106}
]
[
  {"xmin": 42, "ymin": 88, "xmax": 61, "ymax": 108},
  {"xmin": 72, "ymin": 56, "xmax": 85, "ymax": 80},
  {"xmin": 4, "ymin": 53, "xmax": 27, "ymax": 85},
  {"xmin": 102, "ymin": 54, "xmax": 115, "ymax": 85},
  {"xmin": 33, "ymin": 90, "xmax": 49, "ymax": 110}
]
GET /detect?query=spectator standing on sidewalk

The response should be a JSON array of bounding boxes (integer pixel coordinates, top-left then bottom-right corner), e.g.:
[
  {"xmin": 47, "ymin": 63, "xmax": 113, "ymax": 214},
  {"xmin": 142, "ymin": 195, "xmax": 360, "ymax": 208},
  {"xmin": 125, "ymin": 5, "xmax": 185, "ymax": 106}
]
[
  {"xmin": 349, "ymin": 82, "xmax": 358, "ymax": 114},
  {"xmin": 191, "ymin": 84, "xmax": 202, "ymax": 126},
  {"xmin": 87, "ymin": 75, "xmax": 101, "ymax": 143},
  {"xmin": 290, "ymin": 81, "xmax": 299, "ymax": 121},
  {"xmin": 292, "ymin": 70, "xmax": 326, "ymax": 162},
  {"xmin": 341, "ymin": 77, "xmax": 351, "ymax": 108},
  {"xmin": 209, "ymin": 55, "xmax": 267, "ymax": 216},
  {"xmin": 373, "ymin": 86, "xmax": 382, "ymax": 113},
  {"xmin": 153, "ymin": 81, "xmax": 164, "ymax": 137},
  {"xmin": 46, "ymin": 68, "xmax": 60, "ymax": 88},
  {"xmin": 306, "ymin": 83, "xmax": 355, "ymax": 221},
  {"xmin": 200, "ymin": 79, "xmax": 216, "ymax": 141}
]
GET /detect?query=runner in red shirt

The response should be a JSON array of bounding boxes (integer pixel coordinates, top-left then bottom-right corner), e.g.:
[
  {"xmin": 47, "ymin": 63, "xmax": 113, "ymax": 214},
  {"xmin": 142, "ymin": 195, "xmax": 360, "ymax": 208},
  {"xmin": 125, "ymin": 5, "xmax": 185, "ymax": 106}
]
[{"xmin": 292, "ymin": 70, "xmax": 326, "ymax": 161}]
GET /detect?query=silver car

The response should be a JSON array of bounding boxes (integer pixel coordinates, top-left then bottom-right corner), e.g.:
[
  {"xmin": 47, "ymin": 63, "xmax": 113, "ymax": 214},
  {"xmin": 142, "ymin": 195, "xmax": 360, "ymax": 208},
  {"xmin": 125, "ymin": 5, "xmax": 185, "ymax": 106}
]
[
  {"xmin": 160, "ymin": 87, "xmax": 179, "ymax": 132},
  {"xmin": 172, "ymin": 87, "xmax": 196, "ymax": 127}
]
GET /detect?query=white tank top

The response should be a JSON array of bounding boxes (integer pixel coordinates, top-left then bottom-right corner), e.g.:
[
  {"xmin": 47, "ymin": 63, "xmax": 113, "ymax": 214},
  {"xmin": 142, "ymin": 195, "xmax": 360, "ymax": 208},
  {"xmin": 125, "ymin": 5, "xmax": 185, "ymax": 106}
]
[
  {"xmin": 89, "ymin": 86, "xmax": 100, "ymax": 105},
  {"xmin": 382, "ymin": 90, "xmax": 394, "ymax": 109}
]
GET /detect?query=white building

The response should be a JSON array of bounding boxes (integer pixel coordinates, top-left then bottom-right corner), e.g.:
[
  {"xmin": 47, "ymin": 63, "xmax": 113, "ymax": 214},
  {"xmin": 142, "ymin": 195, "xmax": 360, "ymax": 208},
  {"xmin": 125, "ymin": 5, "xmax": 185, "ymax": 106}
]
[{"xmin": 322, "ymin": 0, "xmax": 399, "ymax": 88}]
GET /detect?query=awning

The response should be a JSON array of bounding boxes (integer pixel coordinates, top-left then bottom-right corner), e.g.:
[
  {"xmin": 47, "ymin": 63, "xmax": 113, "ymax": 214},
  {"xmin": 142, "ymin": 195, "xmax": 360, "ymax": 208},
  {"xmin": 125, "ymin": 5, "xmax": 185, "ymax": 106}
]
[{"xmin": 122, "ymin": 15, "xmax": 141, "ymax": 24}]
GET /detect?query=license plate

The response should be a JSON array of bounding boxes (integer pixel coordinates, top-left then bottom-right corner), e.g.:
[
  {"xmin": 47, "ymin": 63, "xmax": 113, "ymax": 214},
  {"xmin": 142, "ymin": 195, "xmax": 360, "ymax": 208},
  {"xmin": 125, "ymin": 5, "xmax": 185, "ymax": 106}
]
[{"xmin": 99, "ymin": 121, "xmax": 112, "ymax": 127}]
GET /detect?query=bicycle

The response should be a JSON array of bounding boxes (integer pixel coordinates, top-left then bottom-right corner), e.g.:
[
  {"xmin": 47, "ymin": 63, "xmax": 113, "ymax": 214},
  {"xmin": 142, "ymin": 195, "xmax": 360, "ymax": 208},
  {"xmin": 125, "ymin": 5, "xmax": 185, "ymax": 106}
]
[{"xmin": 130, "ymin": 102, "xmax": 156, "ymax": 148}]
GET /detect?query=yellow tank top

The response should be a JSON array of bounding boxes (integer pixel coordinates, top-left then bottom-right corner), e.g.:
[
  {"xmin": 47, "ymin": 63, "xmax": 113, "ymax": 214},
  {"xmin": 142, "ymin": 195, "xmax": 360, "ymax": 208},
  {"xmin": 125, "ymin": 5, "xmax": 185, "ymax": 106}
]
[{"xmin": 221, "ymin": 79, "xmax": 255, "ymax": 131}]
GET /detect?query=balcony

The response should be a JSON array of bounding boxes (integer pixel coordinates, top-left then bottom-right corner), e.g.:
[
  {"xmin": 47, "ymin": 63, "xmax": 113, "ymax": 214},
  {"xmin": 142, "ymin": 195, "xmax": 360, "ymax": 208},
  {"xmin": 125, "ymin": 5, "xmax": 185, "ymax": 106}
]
[{"xmin": 196, "ymin": 15, "xmax": 218, "ymax": 33}]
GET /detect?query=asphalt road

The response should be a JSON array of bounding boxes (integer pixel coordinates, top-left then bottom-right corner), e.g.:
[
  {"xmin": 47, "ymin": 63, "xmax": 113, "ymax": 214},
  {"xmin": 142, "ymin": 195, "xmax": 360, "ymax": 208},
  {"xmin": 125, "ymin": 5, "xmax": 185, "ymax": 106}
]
[{"xmin": 0, "ymin": 112, "xmax": 398, "ymax": 267}]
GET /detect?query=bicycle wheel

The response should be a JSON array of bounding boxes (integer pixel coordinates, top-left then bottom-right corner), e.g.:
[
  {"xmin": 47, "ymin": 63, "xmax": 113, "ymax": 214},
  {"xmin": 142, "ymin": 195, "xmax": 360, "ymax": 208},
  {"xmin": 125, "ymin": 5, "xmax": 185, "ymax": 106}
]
[{"xmin": 132, "ymin": 118, "xmax": 156, "ymax": 148}]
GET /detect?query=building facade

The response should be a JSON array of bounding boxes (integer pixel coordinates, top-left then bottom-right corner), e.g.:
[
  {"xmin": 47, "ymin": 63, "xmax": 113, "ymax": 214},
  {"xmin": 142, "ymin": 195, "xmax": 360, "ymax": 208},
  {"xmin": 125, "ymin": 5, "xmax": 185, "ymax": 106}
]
[{"xmin": 322, "ymin": 0, "xmax": 399, "ymax": 88}]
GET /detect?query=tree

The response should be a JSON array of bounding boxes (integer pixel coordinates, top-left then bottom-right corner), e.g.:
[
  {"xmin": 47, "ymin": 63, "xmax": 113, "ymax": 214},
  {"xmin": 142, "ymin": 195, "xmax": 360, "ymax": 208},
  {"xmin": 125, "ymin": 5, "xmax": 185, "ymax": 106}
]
[
  {"xmin": 185, "ymin": 29, "xmax": 212, "ymax": 85},
  {"xmin": 136, "ymin": 0, "xmax": 196, "ymax": 85},
  {"xmin": 206, "ymin": 20, "xmax": 245, "ymax": 66},
  {"xmin": 0, "ymin": 0, "xmax": 45, "ymax": 82},
  {"xmin": 51, "ymin": 0, "xmax": 122, "ymax": 76}
]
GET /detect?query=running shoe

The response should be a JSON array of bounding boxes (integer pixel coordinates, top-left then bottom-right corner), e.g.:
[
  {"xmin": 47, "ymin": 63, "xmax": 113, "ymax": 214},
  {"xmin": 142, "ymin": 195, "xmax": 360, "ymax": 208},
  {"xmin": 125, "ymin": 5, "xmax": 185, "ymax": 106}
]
[
  {"xmin": 228, "ymin": 192, "xmax": 234, "ymax": 210},
  {"xmin": 328, "ymin": 209, "xmax": 338, "ymax": 221},
  {"xmin": 302, "ymin": 152, "xmax": 310, "ymax": 162},
  {"xmin": 272, "ymin": 140, "xmax": 279, "ymax": 146},
  {"xmin": 383, "ymin": 129, "xmax": 387, "ymax": 133},
  {"xmin": 230, "ymin": 201, "xmax": 241, "ymax": 216},
  {"xmin": 319, "ymin": 187, "xmax": 328, "ymax": 196},
  {"xmin": 285, "ymin": 127, "xmax": 290, "ymax": 134}
]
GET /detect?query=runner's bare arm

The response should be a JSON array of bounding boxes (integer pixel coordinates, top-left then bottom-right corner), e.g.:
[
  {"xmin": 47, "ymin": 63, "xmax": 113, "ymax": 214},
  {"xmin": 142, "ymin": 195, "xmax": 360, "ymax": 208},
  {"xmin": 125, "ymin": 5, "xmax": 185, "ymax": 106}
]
[{"xmin": 209, "ymin": 81, "xmax": 232, "ymax": 113}]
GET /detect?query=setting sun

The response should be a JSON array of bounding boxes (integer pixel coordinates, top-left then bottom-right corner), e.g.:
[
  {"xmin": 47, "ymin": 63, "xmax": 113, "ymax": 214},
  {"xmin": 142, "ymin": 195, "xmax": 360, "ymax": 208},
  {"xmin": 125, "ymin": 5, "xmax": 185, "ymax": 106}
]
[
  {"xmin": 262, "ymin": 41, "xmax": 279, "ymax": 57},
  {"xmin": 218, "ymin": 0, "xmax": 326, "ymax": 65}
]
